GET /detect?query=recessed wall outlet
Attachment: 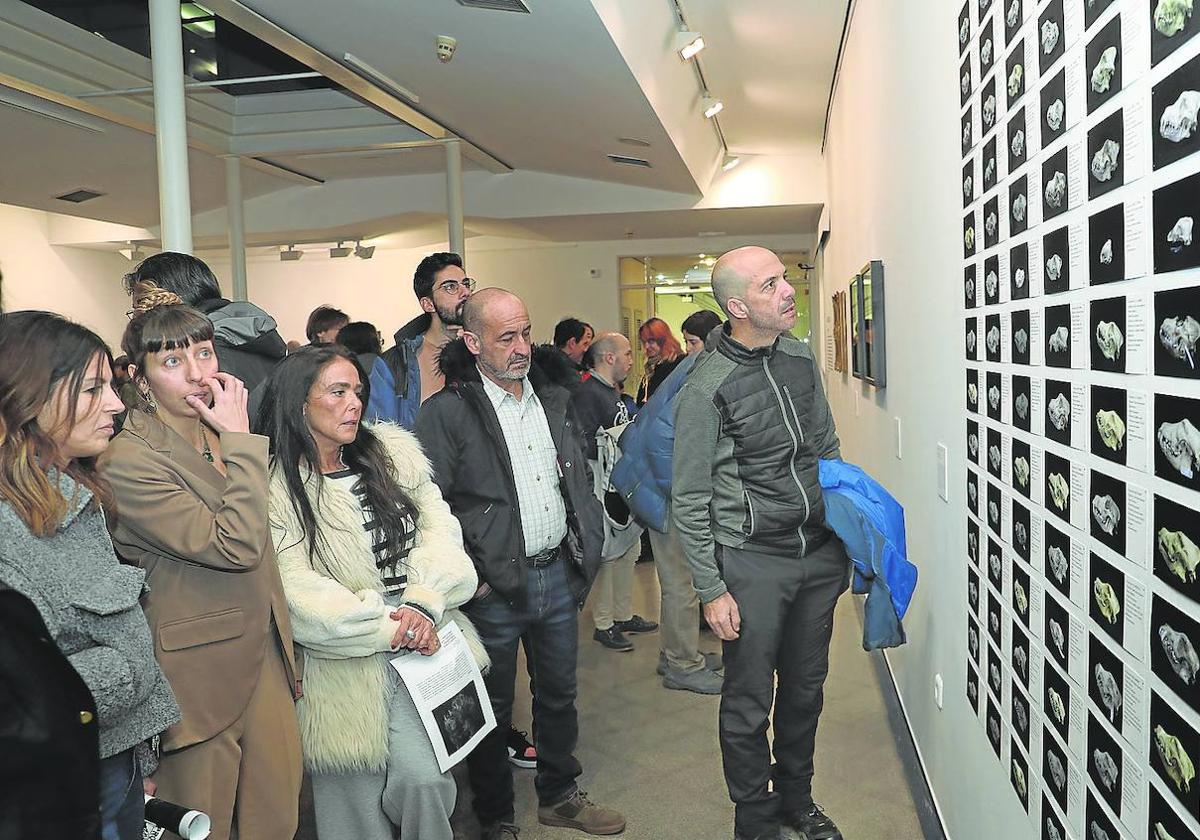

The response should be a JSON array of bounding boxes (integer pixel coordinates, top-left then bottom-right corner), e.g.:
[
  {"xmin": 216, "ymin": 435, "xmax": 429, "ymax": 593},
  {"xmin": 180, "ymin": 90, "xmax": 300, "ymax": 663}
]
[{"xmin": 934, "ymin": 673, "xmax": 944, "ymax": 709}]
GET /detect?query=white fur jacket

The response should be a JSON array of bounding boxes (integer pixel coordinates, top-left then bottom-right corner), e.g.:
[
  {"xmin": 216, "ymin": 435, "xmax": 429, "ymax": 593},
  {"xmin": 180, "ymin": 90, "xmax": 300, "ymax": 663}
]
[{"xmin": 268, "ymin": 422, "xmax": 487, "ymax": 774}]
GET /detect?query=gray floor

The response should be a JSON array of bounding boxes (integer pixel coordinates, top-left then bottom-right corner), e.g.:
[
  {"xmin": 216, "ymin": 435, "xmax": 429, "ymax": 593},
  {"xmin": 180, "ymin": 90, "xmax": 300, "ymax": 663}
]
[{"xmin": 297, "ymin": 562, "xmax": 929, "ymax": 840}]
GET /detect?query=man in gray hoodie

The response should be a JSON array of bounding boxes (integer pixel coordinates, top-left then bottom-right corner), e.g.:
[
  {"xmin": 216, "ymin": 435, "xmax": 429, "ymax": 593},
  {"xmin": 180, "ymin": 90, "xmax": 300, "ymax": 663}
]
[{"xmin": 673, "ymin": 246, "xmax": 848, "ymax": 840}]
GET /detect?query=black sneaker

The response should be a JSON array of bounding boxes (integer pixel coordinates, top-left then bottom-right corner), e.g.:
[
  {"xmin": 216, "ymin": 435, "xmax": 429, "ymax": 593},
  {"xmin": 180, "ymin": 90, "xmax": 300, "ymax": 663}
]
[
  {"xmin": 506, "ymin": 726, "xmax": 536, "ymax": 769},
  {"xmin": 593, "ymin": 627, "xmax": 634, "ymax": 651},
  {"xmin": 785, "ymin": 803, "xmax": 843, "ymax": 840},
  {"xmin": 615, "ymin": 615, "xmax": 659, "ymax": 634},
  {"xmin": 481, "ymin": 820, "xmax": 520, "ymax": 840}
]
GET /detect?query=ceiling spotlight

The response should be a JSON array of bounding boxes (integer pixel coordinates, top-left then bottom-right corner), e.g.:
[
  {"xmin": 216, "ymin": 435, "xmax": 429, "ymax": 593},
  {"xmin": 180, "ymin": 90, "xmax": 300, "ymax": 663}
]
[
  {"xmin": 702, "ymin": 96, "xmax": 723, "ymax": 118},
  {"xmin": 722, "ymin": 153, "xmax": 741, "ymax": 171},
  {"xmin": 280, "ymin": 245, "xmax": 302, "ymax": 261},
  {"xmin": 675, "ymin": 30, "xmax": 705, "ymax": 60},
  {"xmin": 329, "ymin": 241, "xmax": 352, "ymax": 258},
  {"xmin": 354, "ymin": 242, "xmax": 375, "ymax": 260}
]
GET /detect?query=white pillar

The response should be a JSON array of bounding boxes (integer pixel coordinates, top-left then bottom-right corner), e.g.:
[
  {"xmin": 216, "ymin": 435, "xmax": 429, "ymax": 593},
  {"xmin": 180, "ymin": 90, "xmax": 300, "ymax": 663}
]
[
  {"xmin": 149, "ymin": 0, "xmax": 193, "ymax": 253},
  {"xmin": 224, "ymin": 156, "xmax": 248, "ymax": 301},
  {"xmin": 445, "ymin": 139, "xmax": 464, "ymax": 258}
]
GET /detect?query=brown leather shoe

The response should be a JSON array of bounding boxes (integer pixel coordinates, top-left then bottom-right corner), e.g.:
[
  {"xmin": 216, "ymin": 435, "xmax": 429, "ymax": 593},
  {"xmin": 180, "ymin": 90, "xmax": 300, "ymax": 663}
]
[{"xmin": 537, "ymin": 789, "xmax": 626, "ymax": 835}]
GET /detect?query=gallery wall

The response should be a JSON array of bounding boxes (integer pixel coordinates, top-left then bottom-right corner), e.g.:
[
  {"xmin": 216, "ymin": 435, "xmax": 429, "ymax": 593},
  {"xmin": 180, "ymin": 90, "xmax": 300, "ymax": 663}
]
[{"xmin": 819, "ymin": 1, "xmax": 1200, "ymax": 839}]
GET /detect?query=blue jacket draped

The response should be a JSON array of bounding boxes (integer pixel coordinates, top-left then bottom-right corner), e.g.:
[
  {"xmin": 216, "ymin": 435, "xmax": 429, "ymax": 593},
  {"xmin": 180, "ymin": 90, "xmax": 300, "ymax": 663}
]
[{"xmin": 819, "ymin": 459, "xmax": 916, "ymax": 650}]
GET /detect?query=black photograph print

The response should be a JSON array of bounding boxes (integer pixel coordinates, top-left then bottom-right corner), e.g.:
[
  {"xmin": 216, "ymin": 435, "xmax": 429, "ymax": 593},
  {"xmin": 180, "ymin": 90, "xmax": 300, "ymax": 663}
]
[
  {"xmin": 987, "ymin": 479, "xmax": 1003, "ymax": 535},
  {"xmin": 1044, "ymin": 449, "xmax": 1072, "ymax": 525},
  {"xmin": 1042, "ymin": 146, "xmax": 1070, "ymax": 221},
  {"xmin": 1042, "ymin": 794, "xmax": 1067, "ymax": 840},
  {"xmin": 1043, "ymin": 654, "xmax": 1072, "ymax": 741},
  {"xmin": 967, "ymin": 315, "xmax": 979, "ymax": 360},
  {"xmin": 1087, "ymin": 108, "xmax": 1124, "ymax": 200},
  {"xmin": 959, "ymin": 0, "xmax": 971, "ymax": 55},
  {"xmin": 1010, "ymin": 737, "xmax": 1030, "ymax": 811},
  {"xmin": 1012, "ymin": 621, "xmax": 1031, "ymax": 686},
  {"xmin": 1150, "ymin": 594, "xmax": 1200, "ymax": 715},
  {"xmin": 1151, "ymin": 0, "xmax": 1200, "ymax": 66},
  {"xmin": 1154, "ymin": 285, "xmax": 1200, "ymax": 380},
  {"xmin": 1010, "ymin": 240, "xmax": 1030, "ymax": 300},
  {"xmin": 1045, "ymin": 378, "xmax": 1073, "ymax": 447},
  {"xmin": 968, "ymin": 515, "xmax": 982, "ymax": 568},
  {"xmin": 965, "ymin": 262, "xmax": 979, "ymax": 308},
  {"xmin": 1090, "ymin": 384, "xmax": 1128, "ymax": 467},
  {"xmin": 1155, "ymin": 393, "xmax": 1200, "ymax": 493},
  {"xmin": 982, "ymin": 74, "xmax": 999, "ymax": 136},
  {"xmin": 1012, "ymin": 373, "xmax": 1032, "ymax": 433},
  {"xmin": 1084, "ymin": 0, "xmax": 1117, "ymax": 31},
  {"xmin": 988, "ymin": 535, "xmax": 1004, "ymax": 592},
  {"xmin": 1150, "ymin": 691, "xmax": 1200, "ymax": 814},
  {"xmin": 1012, "ymin": 559, "xmax": 1032, "ymax": 627},
  {"xmin": 967, "ymin": 660, "xmax": 981, "ymax": 712},
  {"xmin": 969, "ymin": 614, "xmax": 982, "ymax": 666},
  {"xmin": 1042, "ymin": 67, "xmax": 1068, "ymax": 146},
  {"xmin": 1085, "ymin": 787, "xmax": 1120, "ymax": 840},
  {"xmin": 961, "ymin": 54, "xmax": 974, "ymax": 108},
  {"xmin": 986, "ymin": 311, "xmax": 1002, "ymax": 362},
  {"xmin": 1045, "ymin": 302, "xmax": 1072, "ymax": 369},
  {"xmin": 1090, "ymin": 633, "xmax": 1125, "ymax": 732},
  {"xmin": 968, "ymin": 467, "xmax": 981, "ymax": 516},
  {"xmin": 1008, "ymin": 106, "xmax": 1028, "ymax": 175},
  {"xmin": 985, "ymin": 195, "xmax": 1001, "ymax": 250},
  {"xmin": 963, "ymin": 107, "xmax": 975, "ymax": 157},
  {"xmin": 967, "ymin": 367, "xmax": 981, "ymax": 413},
  {"xmin": 1148, "ymin": 781, "xmax": 1200, "ymax": 840},
  {"xmin": 1006, "ymin": 36, "xmax": 1026, "ymax": 108},
  {"xmin": 1012, "ymin": 437, "xmax": 1033, "ymax": 503},
  {"xmin": 989, "ymin": 639, "xmax": 1005, "ymax": 696},
  {"xmin": 969, "ymin": 417, "xmax": 981, "ymax": 466},
  {"xmin": 987, "ymin": 694, "xmax": 1004, "ymax": 759},
  {"xmin": 1152, "ymin": 50, "xmax": 1200, "ymax": 169},
  {"xmin": 1044, "ymin": 520, "xmax": 1072, "ymax": 600},
  {"xmin": 1009, "ymin": 173, "xmax": 1030, "ymax": 237},
  {"xmin": 1043, "ymin": 225, "xmax": 1070, "ymax": 294},
  {"xmin": 1012, "ymin": 686, "xmax": 1032, "ymax": 750},
  {"xmin": 964, "ymin": 158, "xmax": 977, "ymax": 208},
  {"xmin": 1044, "ymin": 588, "xmax": 1071, "ymax": 672},
  {"xmin": 987, "ymin": 370, "xmax": 1003, "ymax": 421},
  {"xmin": 1043, "ymin": 732, "xmax": 1070, "ymax": 812},
  {"xmin": 984, "ymin": 134, "xmax": 999, "ymax": 192},
  {"xmin": 1089, "ymin": 202, "xmax": 1125, "ymax": 286},
  {"xmin": 1090, "ymin": 551, "xmax": 1126, "ymax": 648},
  {"xmin": 1003, "ymin": 0, "xmax": 1022, "ymax": 45},
  {"xmin": 1153, "ymin": 171, "xmax": 1200, "ymax": 275},
  {"xmin": 1012, "ymin": 308, "xmax": 1032, "ymax": 366},
  {"xmin": 965, "ymin": 210, "xmax": 978, "ymax": 259},
  {"xmin": 980, "ymin": 15, "xmax": 997, "ymax": 80},
  {"xmin": 1086, "ymin": 15, "xmax": 1122, "ymax": 115},
  {"xmin": 1090, "ymin": 295, "xmax": 1127, "ymax": 374},
  {"xmin": 987, "ymin": 425, "xmax": 1004, "ymax": 481},
  {"xmin": 1087, "ymin": 712, "xmax": 1124, "ymax": 817},
  {"xmin": 985, "ymin": 254, "xmax": 1001, "ymax": 306},
  {"xmin": 1153, "ymin": 493, "xmax": 1200, "ymax": 607},
  {"xmin": 1038, "ymin": 0, "xmax": 1066, "ymax": 75},
  {"xmin": 969, "ymin": 565, "xmax": 982, "ymax": 617}
]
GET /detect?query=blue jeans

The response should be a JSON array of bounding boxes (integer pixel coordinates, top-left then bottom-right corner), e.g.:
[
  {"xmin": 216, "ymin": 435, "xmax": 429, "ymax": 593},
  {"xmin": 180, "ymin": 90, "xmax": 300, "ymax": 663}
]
[
  {"xmin": 99, "ymin": 748, "xmax": 144, "ymax": 840},
  {"xmin": 463, "ymin": 557, "xmax": 582, "ymax": 824}
]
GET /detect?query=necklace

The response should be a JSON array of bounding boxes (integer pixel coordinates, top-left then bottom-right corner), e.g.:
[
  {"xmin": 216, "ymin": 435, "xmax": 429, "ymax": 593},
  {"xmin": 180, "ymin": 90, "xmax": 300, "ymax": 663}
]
[{"xmin": 199, "ymin": 424, "xmax": 214, "ymax": 463}]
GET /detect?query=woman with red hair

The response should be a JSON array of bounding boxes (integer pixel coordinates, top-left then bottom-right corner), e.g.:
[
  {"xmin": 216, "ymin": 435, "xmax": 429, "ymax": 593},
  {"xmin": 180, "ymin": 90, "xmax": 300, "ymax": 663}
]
[{"xmin": 635, "ymin": 318, "xmax": 684, "ymax": 406}]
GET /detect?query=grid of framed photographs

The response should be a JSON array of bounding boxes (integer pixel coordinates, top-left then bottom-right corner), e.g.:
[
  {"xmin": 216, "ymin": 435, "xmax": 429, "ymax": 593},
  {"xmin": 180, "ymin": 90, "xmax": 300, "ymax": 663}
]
[{"xmin": 960, "ymin": 1, "xmax": 1200, "ymax": 838}]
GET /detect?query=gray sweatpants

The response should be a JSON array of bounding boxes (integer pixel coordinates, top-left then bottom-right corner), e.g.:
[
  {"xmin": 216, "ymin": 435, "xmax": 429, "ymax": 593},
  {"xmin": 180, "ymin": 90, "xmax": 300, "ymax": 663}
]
[{"xmin": 310, "ymin": 664, "xmax": 456, "ymax": 840}]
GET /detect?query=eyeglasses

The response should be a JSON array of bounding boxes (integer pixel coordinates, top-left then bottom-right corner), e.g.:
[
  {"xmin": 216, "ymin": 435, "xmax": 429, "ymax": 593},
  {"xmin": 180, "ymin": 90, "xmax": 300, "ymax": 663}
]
[{"xmin": 436, "ymin": 277, "xmax": 476, "ymax": 295}]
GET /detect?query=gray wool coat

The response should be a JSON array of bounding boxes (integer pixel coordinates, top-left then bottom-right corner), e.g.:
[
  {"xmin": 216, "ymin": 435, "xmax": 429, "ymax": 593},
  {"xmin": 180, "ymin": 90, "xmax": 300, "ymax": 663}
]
[{"xmin": 0, "ymin": 471, "xmax": 179, "ymax": 760}]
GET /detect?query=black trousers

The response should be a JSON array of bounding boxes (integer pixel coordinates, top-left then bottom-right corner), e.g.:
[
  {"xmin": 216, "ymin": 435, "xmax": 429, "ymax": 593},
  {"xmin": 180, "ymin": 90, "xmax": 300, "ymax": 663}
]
[{"xmin": 718, "ymin": 537, "xmax": 851, "ymax": 837}]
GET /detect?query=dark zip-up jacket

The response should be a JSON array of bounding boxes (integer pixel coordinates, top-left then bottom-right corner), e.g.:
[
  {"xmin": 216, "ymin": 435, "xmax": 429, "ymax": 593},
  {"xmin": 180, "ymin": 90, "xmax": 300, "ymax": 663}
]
[
  {"xmin": 415, "ymin": 340, "xmax": 604, "ymax": 606},
  {"xmin": 367, "ymin": 314, "xmax": 432, "ymax": 430},
  {"xmin": 672, "ymin": 325, "xmax": 841, "ymax": 603},
  {"xmin": 196, "ymin": 298, "xmax": 288, "ymax": 392}
]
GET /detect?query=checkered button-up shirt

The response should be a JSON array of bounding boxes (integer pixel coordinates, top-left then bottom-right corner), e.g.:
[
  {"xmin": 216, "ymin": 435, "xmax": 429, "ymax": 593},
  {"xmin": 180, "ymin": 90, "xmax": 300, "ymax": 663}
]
[{"xmin": 479, "ymin": 371, "xmax": 568, "ymax": 556}]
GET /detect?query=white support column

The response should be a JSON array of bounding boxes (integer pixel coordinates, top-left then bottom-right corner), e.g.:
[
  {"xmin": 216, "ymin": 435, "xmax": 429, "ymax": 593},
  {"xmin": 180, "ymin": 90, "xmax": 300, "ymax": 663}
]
[
  {"xmin": 224, "ymin": 156, "xmax": 248, "ymax": 301},
  {"xmin": 149, "ymin": 0, "xmax": 193, "ymax": 253},
  {"xmin": 445, "ymin": 139, "xmax": 465, "ymax": 258}
]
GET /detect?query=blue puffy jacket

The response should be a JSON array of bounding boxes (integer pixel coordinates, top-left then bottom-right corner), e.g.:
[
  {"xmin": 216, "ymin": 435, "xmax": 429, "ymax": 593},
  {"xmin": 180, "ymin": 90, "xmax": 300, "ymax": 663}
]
[
  {"xmin": 610, "ymin": 354, "xmax": 697, "ymax": 532},
  {"xmin": 819, "ymin": 459, "xmax": 917, "ymax": 650}
]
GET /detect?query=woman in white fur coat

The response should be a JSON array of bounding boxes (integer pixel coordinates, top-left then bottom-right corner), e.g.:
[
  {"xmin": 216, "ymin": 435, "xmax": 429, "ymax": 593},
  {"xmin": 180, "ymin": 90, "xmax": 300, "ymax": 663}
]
[{"xmin": 257, "ymin": 345, "xmax": 487, "ymax": 840}]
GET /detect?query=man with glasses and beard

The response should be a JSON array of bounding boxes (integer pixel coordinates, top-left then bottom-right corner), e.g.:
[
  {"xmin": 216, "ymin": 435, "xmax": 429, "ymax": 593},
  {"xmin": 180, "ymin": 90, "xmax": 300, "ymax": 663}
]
[
  {"xmin": 366, "ymin": 252, "xmax": 474, "ymax": 429},
  {"xmin": 416, "ymin": 288, "xmax": 625, "ymax": 840}
]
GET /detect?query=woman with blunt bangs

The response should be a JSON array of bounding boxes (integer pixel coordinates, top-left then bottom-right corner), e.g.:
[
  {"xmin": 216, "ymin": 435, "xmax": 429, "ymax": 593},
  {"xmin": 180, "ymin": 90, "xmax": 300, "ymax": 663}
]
[
  {"xmin": 256, "ymin": 344, "xmax": 487, "ymax": 840},
  {"xmin": 98, "ymin": 283, "xmax": 301, "ymax": 840},
  {"xmin": 0, "ymin": 311, "xmax": 179, "ymax": 840},
  {"xmin": 635, "ymin": 317, "xmax": 684, "ymax": 405}
]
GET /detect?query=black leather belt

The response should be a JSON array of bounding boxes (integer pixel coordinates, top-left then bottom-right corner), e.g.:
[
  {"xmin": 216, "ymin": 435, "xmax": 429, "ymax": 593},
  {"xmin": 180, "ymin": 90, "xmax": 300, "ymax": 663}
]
[{"xmin": 525, "ymin": 546, "xmax": 560, "ymax": 568}]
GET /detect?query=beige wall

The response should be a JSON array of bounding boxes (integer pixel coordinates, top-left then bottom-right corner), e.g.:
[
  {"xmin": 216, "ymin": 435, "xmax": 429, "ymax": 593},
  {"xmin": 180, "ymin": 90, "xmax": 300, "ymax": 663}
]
[{"xmin": 0, "ymin": 203, "xmax": 131, "ymax": 349}]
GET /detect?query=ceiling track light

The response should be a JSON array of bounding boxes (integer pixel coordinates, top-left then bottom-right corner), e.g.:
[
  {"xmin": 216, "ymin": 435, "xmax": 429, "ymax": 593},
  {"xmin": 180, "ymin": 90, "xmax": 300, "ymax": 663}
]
[
  {"xmin": 675, "ymin": 30, "xmax": 705, "ymax": 60},
  {"xmin": 702, "ymin": 95, "xmax": 723, "ymax": 119},
  {"xmin": 722, "ymin": 153, "xmax": 741, "ymax": 171},
  {"xmin": 329, "ymin": 241, "xmax": 352, "ymax": 258},
  {"xmin": 280, "ymin": 245, "xmax": 302, "ymax": 261},
  {"xmin": 354, "ymin": 241, "xmax": 375, "ymax": 260}
]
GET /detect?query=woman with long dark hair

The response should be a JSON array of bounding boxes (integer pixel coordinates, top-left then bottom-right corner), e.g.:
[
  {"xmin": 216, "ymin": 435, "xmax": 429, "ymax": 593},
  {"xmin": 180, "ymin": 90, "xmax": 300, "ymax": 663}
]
[
  {"xmin": 0, "ymin": 311, "xmax": 179, "ymax": 840},
  {"xmin": 98, "ymin": 283, "xmax": 301, "ymax": 840},
  {"xmin": 257, "ymin": 345, "xmax": 486, "ymax": 840},
  {"xmin": 636, "ymin": 317, "xmax": 684, "ymax": 405}
]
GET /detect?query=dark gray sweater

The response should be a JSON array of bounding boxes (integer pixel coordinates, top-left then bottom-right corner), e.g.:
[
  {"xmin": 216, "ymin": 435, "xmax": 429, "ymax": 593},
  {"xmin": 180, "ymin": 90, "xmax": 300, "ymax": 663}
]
[{"xmin": 0, "ymin": 472, "xmax": 179, "ymax": 759}]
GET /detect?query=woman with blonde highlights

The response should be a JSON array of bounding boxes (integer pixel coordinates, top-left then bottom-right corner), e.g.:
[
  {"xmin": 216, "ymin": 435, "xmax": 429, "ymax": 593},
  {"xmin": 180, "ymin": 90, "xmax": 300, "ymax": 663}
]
[
  {"xmin": 99, "ymin": 282, "xmax": 302, "ymax": 840},
  {"xmin": 0, "ymin": 311, "xmax": 178, "ymax": 840}
]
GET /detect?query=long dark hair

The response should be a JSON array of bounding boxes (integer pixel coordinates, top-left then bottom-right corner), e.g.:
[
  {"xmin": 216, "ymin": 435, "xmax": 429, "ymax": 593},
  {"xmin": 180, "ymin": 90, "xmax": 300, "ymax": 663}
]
[
  {"xmin": 255, "ymin": 345, "xmax": 416, "ymax": 569},
  {"xmin": 0, "ymin": 311, "xmax": 115, "ymax": 534}
]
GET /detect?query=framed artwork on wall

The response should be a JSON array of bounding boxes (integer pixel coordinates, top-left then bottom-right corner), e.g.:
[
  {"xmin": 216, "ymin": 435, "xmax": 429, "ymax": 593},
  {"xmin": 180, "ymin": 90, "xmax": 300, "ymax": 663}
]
[{"xmin": 850, "ymin": 260, "xmax": 887, "ymax": 387}]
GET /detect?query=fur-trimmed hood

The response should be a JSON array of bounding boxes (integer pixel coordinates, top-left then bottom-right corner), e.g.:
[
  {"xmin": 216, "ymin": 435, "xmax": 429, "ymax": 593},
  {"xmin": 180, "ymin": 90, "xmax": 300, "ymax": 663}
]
[
  {"xmin": 268, "ymin": 421, "xmax": 486, "ymax": 774},
  {"xmin": 436, "ymin": 337, "xmax": 582, "ymax": 392}
]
